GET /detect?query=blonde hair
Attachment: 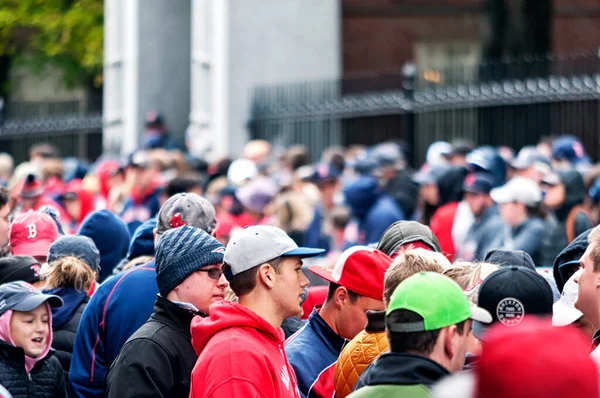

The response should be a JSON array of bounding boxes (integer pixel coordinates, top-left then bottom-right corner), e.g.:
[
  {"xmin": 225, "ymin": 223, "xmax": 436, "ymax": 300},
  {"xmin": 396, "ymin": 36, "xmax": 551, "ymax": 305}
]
[
  {"xmin": 45, "ymin": 256, "xmax": 97, "ymax": 292},
  {"xmin": 121, "ymin": 256, "xmax": 154, "ymax": 273},
  {"xmin": 383, "ymin": 248, "xmax": 446, "ymax": 307},
  {"xmin": 443, "ymin": 261, "xmax": 499, "ymax": 303},
  {"xmin": 588, "ymin": 225, "xmax": 600, "ymax": 270}
]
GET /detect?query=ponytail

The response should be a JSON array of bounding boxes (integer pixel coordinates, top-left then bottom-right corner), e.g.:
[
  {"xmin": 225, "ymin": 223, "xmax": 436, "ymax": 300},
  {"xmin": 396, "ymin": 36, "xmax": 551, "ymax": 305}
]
[{"xmin": 45, "ymin": 256, "xmax": 97, "ymax": 292}]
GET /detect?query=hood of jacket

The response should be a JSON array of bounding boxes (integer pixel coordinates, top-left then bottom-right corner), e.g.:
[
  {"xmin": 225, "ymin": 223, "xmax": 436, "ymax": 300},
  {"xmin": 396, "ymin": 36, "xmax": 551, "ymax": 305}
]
[
  {"xmin": 62, "ymin": 179, "xmax": 95, "ymax": 225},
  {"xmin": 79, "ymin": 210, "xmax": 131, "ymax": 281},
  {"xmin": 95, "ymin": 160, "xmax": 120, "ymax": 200},
  {"xmin": 437, "ymin": 166, "xmax": 468, "ymax": 206},
  {"xmin": 343, "ymin": 175, "xmax": 381, "ymax": 220},
  {"xmin": 0, "ymin": 303, "xmax": 53, "ymax": 373},
  {"xmin": 43, "ymin": 287, "xmax": 88, "ymax": 329},
  {"xmin": 553, "ymin": 228, "xmax": 591, "ymax": 292},
  {"xmin": 191, "ymin": 300, "xmax": 283, "ymax": 356},
  {"xmin": 363, "ymin": 352, "xmax": 450, "ymax": 388},
  {"xmin": 127, "ymin": 218, "xmax": 156, "ymax": 260},
  {"xmin": 555, "ymin": 170, "xmax": 586, "ymax": 221}
]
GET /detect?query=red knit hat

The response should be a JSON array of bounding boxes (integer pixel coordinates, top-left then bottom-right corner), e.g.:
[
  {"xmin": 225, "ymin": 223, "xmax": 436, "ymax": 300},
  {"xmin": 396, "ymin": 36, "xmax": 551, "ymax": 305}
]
[
  {"xmin": 475, "ymin": 318, "xmax": 598, "ymax": 398},
  {"xmin": 309, "ymin": 246, "xmax": 392, "ymax": 301},
  {"xmin": 20, "ymin": 174, "xmax": 44, "ymax": 199}
]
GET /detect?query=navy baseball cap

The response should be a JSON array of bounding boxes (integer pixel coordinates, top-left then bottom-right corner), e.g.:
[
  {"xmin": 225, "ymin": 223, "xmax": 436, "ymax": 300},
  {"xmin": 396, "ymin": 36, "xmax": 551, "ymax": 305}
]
[
  {"xmin": 311, "ymin": 163, "xmax": 341, "ymax": 184},
  {"xmin": 484, "ymin": 249, "xmax": 536, "ymax": 272},
  {"xmin": 0, "ymin": 281, "xmax": 63, "ymax": 317},
  {"xmin": 47, "ymin": 235, "xmax": 101, "ymax": 271},
  {"xmin": 463, "ymin": 172, "xmax": 496, "ymax": 194},
  {"xmin": 552, "ymin": 136, "xmax": 588, "ymax": 164}
]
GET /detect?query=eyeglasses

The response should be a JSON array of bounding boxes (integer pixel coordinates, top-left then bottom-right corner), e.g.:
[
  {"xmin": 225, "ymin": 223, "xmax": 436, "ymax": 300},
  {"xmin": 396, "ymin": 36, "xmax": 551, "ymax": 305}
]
[{"xmin": 198, "ymin": 268, "xmax": 224, "ymax": 280}]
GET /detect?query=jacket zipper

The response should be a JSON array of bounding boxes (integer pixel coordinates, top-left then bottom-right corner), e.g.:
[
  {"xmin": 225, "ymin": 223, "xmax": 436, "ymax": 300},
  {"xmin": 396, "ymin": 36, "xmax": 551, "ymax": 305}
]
[{"xmin": 28, "ymin": 373, "xmax": 32, "ymax": 394}]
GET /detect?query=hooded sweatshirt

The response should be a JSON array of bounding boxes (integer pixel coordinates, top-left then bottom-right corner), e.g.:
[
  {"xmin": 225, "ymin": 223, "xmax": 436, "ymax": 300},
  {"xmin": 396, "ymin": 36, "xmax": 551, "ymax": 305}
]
[
  {"xmin": 43, "ymin": 288, "xmax": 88, "ymax": 379},
  {"xmin": 0, "ymin": 305, "xmax": 67, "ymax": 398},
  {"xmin": 0, "ymin": 305, "xmax": 53, "ymax": 373},
  {"xmin": 189, "ymin": 301, "xmax": 300, "ymax": 398},
  {"xmin": 79, "ymin": 210, "xmax": 131, "ymax": 282},
  {"xmin": 112, "ymin": 218, "xmax": 157, "ymax": 275},
  {"xmin": 344, "ymin": 176, "xmax": 405, "ymax": 245},
  {"xmin": 351, "ymin": 352, "xmax": 449, "ymax": 398},
  {"xmin": 61, "ymin": 179, "xmax": 95, "ymax": 234}
]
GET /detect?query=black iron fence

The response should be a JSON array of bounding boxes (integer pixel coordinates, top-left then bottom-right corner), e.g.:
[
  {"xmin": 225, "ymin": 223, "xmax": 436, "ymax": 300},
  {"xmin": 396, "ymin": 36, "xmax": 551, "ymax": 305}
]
[
  {"xmin": 0, "ymin": 95, "xmax": 103, "ymax": 164},
  {"xmin": 249, "ymin": 52, "xmax": 600, "ymax": 166}
]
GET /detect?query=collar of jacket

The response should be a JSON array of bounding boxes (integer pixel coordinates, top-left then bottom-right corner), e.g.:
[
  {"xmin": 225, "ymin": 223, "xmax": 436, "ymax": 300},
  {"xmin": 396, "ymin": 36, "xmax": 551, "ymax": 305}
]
[
  {"xmin": 0, "ymin": 339, "xmax": 55, "ymax": 370},
  {"xmin": 308, "ymin": 309, "xmax": 346, "ymax": 352},
  {"xmin": 152, "ymin": 295, "xmax": 207, "ymax": 339},
  {"xmin": 364, "ymin": 352, "xmax": 450, "ymax": 388},
  {"xmin": 365, "ymin": 310, "xmax": 385, "ymax": 333}
]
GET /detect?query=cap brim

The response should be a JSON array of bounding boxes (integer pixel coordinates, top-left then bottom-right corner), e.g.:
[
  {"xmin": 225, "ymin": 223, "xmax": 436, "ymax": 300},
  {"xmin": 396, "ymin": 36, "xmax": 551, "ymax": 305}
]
[
  {"xmin": 552, "ymin": 302, "xmax": 583, "ymax": 327},
  {"xmin": 12, "ymin": 240, "xmax": 55, "ymax": 258},
  {"xmin": 308, "ymin": 265, "xmax": 336, "ymax": 284},
  {"xmin": 472, "ymin": 319, "xmax": 489, "ymax": 340},
  {"xmin": 12, "ymin": 294, "xmax": 63, "ymax": 312},
  {"xmin": 283, "ymin": 248, "xmax": 325, "ymax": 258},
  {"xmin": 490, "ymin": 187, "xmax": 512, "ymax": 204},
  {"xmin": 510, "ymin": 158, "xmax": 529, "ymax": 170},
  {"xmin": 470, "ymin": 305, "xmax": 492, "ymax": 324}
]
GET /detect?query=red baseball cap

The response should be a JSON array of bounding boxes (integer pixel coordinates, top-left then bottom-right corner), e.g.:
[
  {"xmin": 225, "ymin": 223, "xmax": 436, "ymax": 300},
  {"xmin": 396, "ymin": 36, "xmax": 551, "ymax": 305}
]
[
  {"xmin": 476, "ymin": 318, "xmax": 598, "ymax": 398},
  {"xmin": 309, "ymin": 246, "xmax": 392, "ymax": 301},
  {"xmin": 10, "ymin": 211, "xmax": 59, "ymax": 258}
]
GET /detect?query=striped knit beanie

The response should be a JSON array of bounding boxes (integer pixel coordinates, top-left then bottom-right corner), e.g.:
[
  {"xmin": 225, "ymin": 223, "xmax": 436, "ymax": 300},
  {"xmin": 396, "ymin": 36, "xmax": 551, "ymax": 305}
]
[{"xmin": 155, "ymin": 225, "xmax": 225, "ymax": 296}]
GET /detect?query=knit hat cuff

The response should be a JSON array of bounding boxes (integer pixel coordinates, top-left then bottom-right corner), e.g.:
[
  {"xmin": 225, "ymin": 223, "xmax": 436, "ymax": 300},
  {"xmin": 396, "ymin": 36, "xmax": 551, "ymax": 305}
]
[{"xmin": 156, "ymin": 251, "xmax": 224, "ymax": 296}]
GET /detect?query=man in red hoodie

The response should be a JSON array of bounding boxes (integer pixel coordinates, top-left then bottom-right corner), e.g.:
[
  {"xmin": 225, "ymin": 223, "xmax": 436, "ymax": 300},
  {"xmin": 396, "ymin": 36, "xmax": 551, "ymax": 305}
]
[{"xmin": 189, "ymin": 225, "xmax": 324, "ymax": 398}]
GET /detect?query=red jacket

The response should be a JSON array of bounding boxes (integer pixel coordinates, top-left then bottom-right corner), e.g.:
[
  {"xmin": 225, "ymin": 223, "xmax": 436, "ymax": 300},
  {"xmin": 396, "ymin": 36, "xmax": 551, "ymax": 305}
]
[
  {"xmin": 429, "ymin": 202, "xmax": 459, "ymax": 261},
  {"xmin": 189, "ymin": 301, "xmax": 301, "ymax": 398}
]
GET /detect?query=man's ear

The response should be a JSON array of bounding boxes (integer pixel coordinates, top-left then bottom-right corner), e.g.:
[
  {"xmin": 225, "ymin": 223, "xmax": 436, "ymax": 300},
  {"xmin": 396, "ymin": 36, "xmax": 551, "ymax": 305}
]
[
  {"xmin": 443, "ymin": 325, "xmax": 457, "ymax": 360},
  {"xmin": 258, "ymin": 263, "xmax": 276, "ymax": 289},
  {"xmin": 333, "ymin": 286, "xmax": 349, "ymax": 309}
]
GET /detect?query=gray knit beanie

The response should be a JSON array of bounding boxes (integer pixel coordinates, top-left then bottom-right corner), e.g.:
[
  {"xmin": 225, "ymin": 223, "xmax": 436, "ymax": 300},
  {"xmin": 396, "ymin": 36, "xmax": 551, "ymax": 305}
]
[{"xmin": 155, "ymin": 226, "xmax": 225, "ymax": 296}]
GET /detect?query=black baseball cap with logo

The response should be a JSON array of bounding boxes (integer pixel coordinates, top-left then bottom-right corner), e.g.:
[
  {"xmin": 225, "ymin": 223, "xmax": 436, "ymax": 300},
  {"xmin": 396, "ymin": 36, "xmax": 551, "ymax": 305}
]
[
  {"xmin": 473, "ymin": 266, "xmax": 553, "ymax": 340},
  {"xmin": 0, "ymin": 281, "xmax": 63, "ymax": 317}
]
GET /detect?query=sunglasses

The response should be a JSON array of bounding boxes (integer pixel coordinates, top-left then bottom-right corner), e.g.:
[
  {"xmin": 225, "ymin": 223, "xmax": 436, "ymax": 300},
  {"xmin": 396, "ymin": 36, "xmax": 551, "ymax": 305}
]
[{"xmin": 198, "ymin": 268, "xmax": 224, "ymax": 280}]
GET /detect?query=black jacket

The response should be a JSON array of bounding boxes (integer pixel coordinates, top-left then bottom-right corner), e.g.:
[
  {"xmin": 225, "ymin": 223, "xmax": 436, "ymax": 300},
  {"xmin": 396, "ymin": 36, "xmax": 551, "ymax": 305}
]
[
  {"xmin": 51, "ymin": 294, "xmax": 88, "ymax": 381},
  {"xmin": 105, "ymin": 295, "xmax": 204, "ymax": 398},
  {"xmin": 354, "ymin": 352, "xmax": 450, "ymax": 392},
  {"xmin": 0, "ymin": 341, "xmax": 66, "ymax": 398}
]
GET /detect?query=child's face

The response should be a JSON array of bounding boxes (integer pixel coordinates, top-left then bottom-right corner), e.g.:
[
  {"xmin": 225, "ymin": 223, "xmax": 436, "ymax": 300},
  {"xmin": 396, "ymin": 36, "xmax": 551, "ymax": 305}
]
[{"xmin": 10, "ymin": 304, "xmax": 49, "ymax": 358}]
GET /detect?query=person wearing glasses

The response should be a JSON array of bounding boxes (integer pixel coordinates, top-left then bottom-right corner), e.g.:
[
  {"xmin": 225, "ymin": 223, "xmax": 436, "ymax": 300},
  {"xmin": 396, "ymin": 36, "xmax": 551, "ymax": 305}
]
[{"xmin": 106, "ymin": 225, "xmax": 228, "ymax": 397}]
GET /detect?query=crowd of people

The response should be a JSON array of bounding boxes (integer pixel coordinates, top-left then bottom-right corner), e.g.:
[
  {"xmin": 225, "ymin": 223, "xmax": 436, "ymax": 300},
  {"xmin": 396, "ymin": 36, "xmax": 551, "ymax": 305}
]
[{"xmin": 0, "ymin": 114, "xmax": 599, "ymax": 397}]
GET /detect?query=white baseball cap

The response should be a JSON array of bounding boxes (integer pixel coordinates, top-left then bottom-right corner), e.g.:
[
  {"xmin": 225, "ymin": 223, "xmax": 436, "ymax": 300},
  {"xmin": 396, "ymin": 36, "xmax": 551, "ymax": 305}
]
[
  {"xmin": 223, "ymin": 226, "xmax": 325, "ymax": 277},
  {"xmin": 552, "ymin": 269, "xmax": 583, "ymax": 327},
  {"xmin": 490, "ymin": 176, "xmax": 542, "ymax": 207}
]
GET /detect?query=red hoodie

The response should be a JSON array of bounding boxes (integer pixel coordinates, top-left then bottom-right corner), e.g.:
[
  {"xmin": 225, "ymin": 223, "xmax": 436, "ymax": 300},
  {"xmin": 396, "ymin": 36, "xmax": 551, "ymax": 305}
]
[{"xmin": 189, "ymin": 301, "xmax": 301, "ymax": 398}]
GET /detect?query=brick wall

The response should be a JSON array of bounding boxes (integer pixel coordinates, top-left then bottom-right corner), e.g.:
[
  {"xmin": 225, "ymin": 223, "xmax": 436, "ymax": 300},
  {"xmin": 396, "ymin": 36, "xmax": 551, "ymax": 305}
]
[{"xmin": 343, "ymin": 0, "xmax": 600, "ymax": 75}]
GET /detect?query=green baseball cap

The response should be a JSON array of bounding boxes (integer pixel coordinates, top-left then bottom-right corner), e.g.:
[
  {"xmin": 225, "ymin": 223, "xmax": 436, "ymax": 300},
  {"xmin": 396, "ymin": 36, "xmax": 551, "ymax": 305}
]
[{"xmin": 386, "ymin": 272, "xmax": 492, "ymax": 333}]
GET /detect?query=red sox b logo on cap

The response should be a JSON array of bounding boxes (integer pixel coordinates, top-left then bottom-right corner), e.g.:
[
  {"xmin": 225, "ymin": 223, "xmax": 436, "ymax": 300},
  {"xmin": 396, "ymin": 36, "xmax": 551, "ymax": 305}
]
[{"xmin": 26, "ymin": 224, "xmax": 37, "ymax": 239}]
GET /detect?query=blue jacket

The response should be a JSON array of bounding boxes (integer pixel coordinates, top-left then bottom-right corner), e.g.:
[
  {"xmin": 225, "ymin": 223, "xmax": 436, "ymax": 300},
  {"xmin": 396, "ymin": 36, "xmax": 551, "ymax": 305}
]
[
  {"xmin": 285, "ymin": 310, "xmax": 346, "ymax": 398},
  {"xmin": 120, "ymin": 191, "xmax": 161, "ymax": 236},
  {"xmin": 68, "ymin": 261, "xmax": 159, "ymax": 398},
  {"xmin": 344, "ymin": 176, "xmax": 405, "ymax": 246},
  {"xmin": 79, "ymin": 210, "xmax": 131, "ymax": 282},
  {"xmin": 304, "ymin": 207, "xmax": 331, "ymax": 253}
]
